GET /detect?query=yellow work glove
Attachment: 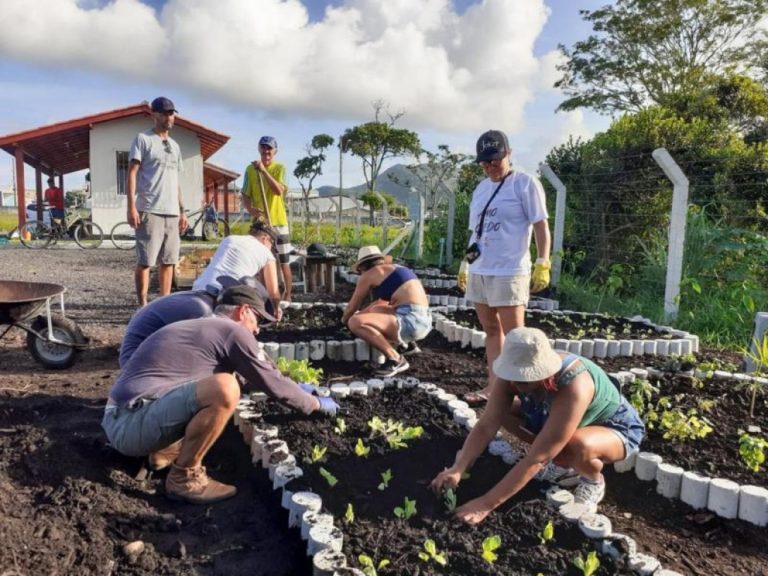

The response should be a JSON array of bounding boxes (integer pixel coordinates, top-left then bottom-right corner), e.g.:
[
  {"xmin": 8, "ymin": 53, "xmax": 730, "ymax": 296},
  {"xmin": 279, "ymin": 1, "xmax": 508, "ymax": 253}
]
[
  {"xmin": 457, "ymin": 259, "xmax": 469, "ymax": 293},
  {"xmin": 530, "ymin": 258, "xmax": 551, "ymax": 294}
]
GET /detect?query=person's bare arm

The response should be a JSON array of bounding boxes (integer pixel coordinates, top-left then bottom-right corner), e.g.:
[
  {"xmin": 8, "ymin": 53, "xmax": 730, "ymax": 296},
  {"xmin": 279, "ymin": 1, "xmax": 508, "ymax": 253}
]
[
  {"xmin": 253, "ymin": 161, "xmax": 287, "ymax": 196},
  {"xmin": 126, "ymin": 160, "xmax": 141, "ymax": 228},
  {"xmin": 532, "ymin": 219, "xmax": 551, "ymax": 261},
  {"xmin": 341, "ymin": 270, "xmax": 377, "ymax": 324},
  {"xmin": 262, "ymin": 260, "xmax": 282, "ymax": 320}
]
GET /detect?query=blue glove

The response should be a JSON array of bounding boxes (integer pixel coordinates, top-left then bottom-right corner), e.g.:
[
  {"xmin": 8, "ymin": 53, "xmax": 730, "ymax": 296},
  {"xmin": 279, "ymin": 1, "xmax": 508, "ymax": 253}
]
[
  {"xmin": 317, "ymin": 396, "xmax": 340, "ymax": 416},
  {"xmin": 298, "ymin": 382, "xmax": 318, "ymax": 395}
]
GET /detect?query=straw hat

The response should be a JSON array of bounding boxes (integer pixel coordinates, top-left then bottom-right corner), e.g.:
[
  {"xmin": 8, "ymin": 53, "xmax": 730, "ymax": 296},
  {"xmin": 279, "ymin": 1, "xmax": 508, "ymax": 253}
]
[
  {"xmin": 352, "ymin": 246, "xmax": 391, "ymax": 273},
  {"xmin": 492, "ymin": 327, "xmax": 562, "ymax": 382}
]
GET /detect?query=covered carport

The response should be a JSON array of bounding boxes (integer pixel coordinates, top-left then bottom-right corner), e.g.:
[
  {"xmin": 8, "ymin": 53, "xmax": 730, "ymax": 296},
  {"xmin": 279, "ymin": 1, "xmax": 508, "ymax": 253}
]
[{"xmin": 203, "ymin": 162, "xmax": 240, "ymax": 220}]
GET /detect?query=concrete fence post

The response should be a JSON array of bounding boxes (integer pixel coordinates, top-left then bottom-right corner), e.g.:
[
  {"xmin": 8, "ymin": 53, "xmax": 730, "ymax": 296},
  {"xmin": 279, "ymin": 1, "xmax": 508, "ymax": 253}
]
[
  {"xmin": 538, "ymin": 164, "xmax": 566, "ymax": 287},
  {"xmin": 652, "ymin": 148, "xmax": 689, "ymax": 322}
]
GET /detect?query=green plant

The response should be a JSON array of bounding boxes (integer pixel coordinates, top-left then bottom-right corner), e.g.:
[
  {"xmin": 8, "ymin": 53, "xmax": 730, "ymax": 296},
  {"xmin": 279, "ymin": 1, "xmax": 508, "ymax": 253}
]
[
  {"xmin": 276, "ymin": 358, "xmax": 323, "ymax": 384},
  {"xmin": 741, "ymin": 334, "xmax": 768, "ymax": 418},
  {"xmin": 355, "ymin": 438, "xmax": 371, "ymax": 457},
  {"xmin": 660, "ymin": 409, "xmax": 713, "ymax": 441},
  {"xmin": 319, "ymin": 467, "xmax": 338, "ymax": 487},
  {"xmin": 367, "ymin": 416, "xmax": 424, "ymax": 449},
  {"xmin": 305, "ymin": 444, "xmax": 327, "ymax": 464},
  {"xmin": 443, "ymin": 488, "xmax": 457, "ymax": 512},
  {"xmin": 739, "ymin": 433, "xmax": 768, "ymax": 472},
  {"xmin": 344, "ymin": 503, "xmax": 355, "ymax": 524},
  {"xmin": 538, "ymin": 519, "xmax": 554, "ymax": 545},
  {"xmin": 418, "ymin": 539, "xmax": 447, "ymax": 566},
  {"xmin": 358, "ymin": 554, "xmax": 390, "ymax": 576},
  {"xmin": 334, "ymin": 418, "xmax": 347, "ymax": 434},
  {"xmin": 481, "ymin": 535, "xmax": 501, "ymax": 564},
  {"xmin": 572, "ymin": 550, "xmax": 600, "ymax": 576},
  {"xmin": 626, "ymin": 378, "xmax": 658, "ymax": 417},
  {"xmin": 393, "ymin": 497, "xmax": 417, "ymax": 520},
  {"xmin": 378, "ymin": 469, "xmax": 393, "ymax": 491}
]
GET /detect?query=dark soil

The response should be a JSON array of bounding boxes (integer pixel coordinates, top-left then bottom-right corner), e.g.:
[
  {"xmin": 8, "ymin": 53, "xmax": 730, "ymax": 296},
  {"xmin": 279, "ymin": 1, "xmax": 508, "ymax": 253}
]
[{"xmin": 0, "ymin": 247, "xmax": 765, "ymax": 576}]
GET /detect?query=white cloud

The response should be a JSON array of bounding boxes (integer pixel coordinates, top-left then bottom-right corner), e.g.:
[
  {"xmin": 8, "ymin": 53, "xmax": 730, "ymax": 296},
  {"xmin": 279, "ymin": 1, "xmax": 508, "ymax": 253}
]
[{"xmin": 0, "ymin": 0, "xmax": 553, "ymax": 133}]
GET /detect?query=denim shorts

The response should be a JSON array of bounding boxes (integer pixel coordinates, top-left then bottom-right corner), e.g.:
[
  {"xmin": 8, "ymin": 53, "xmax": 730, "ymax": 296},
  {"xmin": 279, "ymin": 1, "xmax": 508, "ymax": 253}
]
[
  {"xmin": 394, "ymin": 304, "xmax": 432, "ymax": 343},
  {"xmin": 101, "ymin": 382, "xmax": 199, "ymax": 457}
]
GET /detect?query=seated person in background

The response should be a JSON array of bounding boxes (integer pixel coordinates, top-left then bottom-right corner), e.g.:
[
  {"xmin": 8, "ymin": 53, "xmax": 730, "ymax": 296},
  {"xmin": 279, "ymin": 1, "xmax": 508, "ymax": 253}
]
[
  {"xmin": 431, "ymin": 327, "xmax": 645, "ymax": 524},
  {"xmin": 44, "ymin": 177, "xmax": 65, "ymax": 221},
  {"xmin": 192, "ymin": 221, "xmax": 282, "ymax": 315},
  {"xmin": 341, "ymin": 246, "xmax": 432, "ymax": 378},
  {"xmin": 119, "ymin": 274, "xmax": 276, "ymax": 368},
  {"xmin": 103, "ymin": 285, "xmax": 339, "ymax": 504}
]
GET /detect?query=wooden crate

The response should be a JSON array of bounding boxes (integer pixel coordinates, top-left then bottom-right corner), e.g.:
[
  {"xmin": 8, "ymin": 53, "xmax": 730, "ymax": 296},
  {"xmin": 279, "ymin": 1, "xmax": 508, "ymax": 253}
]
[{"xmin": 174, "ymin": 248, "xmax": 216, "ymax": 290}]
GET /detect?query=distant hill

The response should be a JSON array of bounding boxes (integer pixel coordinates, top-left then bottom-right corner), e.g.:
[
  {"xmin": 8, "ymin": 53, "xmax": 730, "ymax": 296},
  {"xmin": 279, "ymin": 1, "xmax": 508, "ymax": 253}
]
[{"xmin": 317, "ymin": 163, "xmax": 456, "ymax": 217}]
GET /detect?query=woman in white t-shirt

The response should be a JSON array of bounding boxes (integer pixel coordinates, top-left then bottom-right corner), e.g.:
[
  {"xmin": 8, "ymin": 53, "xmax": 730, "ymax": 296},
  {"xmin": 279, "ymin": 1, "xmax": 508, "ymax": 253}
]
[{"xmin": 461, "ymin": 130, "xmax": 551, "ymax": 405}]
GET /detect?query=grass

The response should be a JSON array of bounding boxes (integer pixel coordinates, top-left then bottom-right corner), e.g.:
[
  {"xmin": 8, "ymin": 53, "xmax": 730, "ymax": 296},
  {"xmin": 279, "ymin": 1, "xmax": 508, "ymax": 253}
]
[{"xmin": 0, "ymin": 212, "xmax": 18, "ymax": 234}]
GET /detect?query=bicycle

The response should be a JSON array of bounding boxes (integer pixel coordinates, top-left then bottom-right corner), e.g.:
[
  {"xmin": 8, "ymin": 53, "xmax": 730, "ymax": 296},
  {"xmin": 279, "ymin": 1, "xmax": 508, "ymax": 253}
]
[
  {"xmin": 109, "ymin": 201, "xmax": 230, "ymax": 250},
  {"xmin": 19, "ymin": 204, "xmax": 103, "ymax": 249}
]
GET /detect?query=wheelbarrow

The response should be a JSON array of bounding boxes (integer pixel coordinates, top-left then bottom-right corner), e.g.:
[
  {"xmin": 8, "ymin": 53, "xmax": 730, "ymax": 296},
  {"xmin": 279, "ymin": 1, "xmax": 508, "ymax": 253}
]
[{"xmin": 0, "ymin": 280, "xmax": 88, "ymax": 369}]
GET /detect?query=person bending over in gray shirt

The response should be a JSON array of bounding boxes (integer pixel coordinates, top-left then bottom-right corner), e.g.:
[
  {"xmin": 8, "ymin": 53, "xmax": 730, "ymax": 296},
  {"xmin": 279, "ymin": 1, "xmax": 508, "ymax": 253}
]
[{"xmin": 103, "ymin": 285, "xmax": 338, "ymax": 504}]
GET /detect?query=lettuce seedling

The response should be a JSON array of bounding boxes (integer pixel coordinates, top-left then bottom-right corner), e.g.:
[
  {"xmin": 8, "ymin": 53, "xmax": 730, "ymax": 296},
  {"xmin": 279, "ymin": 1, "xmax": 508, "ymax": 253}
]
[
  {"xmin": 344, "ymin": 503, "xmax": 355, "ymax": 524},
  {"xmin": 319, "ymin": 467, "xmax": 338, "ymax": 487},
  {"xmin": 739, "ymin": 433, "xmax": 767, "ymax": 472},
  {"xmin": 334, "ymin": 418, "xmax": 346, "ymax": 435},
  {"xmin": 358, "ymin": 554, "xmax": 390, "ymax": 576},
  {"xmin": 418, "ymin": 539, "xmax": 447, "ymax": 566},
  {"xmin": 572, "ymin": 551, "xmax": 600, "ymax": 576},
  {"xmin": 304, "ymin": 444, "xmax": 327, "ymax": 464},
  {"xmin": 378, "ymin": 469, "xmax": 393, "ymax": 491},
  {"xmin": 276, "ymin": 357, "xmax": 323, "ymax": 384},
  {"xmin": 538, "ymin": 519, "xmax": 554, "ymax": 545},
  {"xmin": 393, "ymin": 497, "xmax": 417, "ymax": 520},
  {"xmin": 481, "ymin": 535, "xmax": 501, "ymax": 564},
  {"xmin": 355, "ymin": 438, "xmax": 370, "ymax": 457},
  {"xmin": 443, "ymin": 488, "xmax": 457, "ymax": 512}
]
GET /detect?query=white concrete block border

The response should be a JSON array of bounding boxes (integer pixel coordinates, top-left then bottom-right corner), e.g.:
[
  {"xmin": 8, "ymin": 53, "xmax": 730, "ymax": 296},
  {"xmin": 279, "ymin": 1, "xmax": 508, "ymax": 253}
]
[
  {"xmin": 430, "ymin": 309, "xmax": 701, "ymax": 359},
  {"xmin": 233, "ymin": 378, "xmax": 679, "ymax": 575},
  {"xmin": 608, "ymin": 367, "xmax": 768, "ymax": 528}
]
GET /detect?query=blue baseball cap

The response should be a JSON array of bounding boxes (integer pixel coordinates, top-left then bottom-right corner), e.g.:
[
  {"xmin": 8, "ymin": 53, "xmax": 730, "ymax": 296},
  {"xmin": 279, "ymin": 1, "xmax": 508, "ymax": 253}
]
[
  {"xmin": 259, "ymin": 136, "xmax": 278, "ymax": 149},
  {"xmin": 151, "ymin": 96, "xmax": 177, "ymax": 113}
]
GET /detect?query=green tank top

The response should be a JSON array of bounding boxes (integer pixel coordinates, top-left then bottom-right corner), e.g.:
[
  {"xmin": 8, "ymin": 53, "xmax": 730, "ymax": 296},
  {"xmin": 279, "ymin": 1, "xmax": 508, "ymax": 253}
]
[{"xmin": 556, "ymin": 354, "xmax": 621, "ymax": 427}]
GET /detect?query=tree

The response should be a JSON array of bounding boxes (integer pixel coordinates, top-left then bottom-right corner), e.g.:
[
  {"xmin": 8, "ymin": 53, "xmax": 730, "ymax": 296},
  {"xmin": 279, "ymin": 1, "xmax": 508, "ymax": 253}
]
[
  {"xmin": 342, "ymin": 100, "xmax": 421, "ymax": 196},
  {"xmin": 556, "ymin": 0, "xmax": 768, "ymax": 115},
  {"xmin": 293, "ymin": 134, "xmax": 335, "ymax": 239},
  {"xmin": 359, "ymin": 191, "xmax": 404, "ymax": 225}
]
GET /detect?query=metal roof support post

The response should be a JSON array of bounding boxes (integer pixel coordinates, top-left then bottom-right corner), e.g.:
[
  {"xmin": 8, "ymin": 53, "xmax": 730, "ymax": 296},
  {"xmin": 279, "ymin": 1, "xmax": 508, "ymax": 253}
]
[
  {"xmin": 35, "ymin": 167, "xmax": 43, "ymax": 221},
  {"xmin": 652, "ymin": 147, "xmax": 689, "ymax": 322},
  {"xmin": 538, "ymin": 164, "xmax": 566, "ymax": 287},
  {"xmin": 446, "ymin": 189, "xmax": 455, "ymax": 266},
  {"xmin": 15, "ymin": 148, "xmax": 26, "ymax": 227}
]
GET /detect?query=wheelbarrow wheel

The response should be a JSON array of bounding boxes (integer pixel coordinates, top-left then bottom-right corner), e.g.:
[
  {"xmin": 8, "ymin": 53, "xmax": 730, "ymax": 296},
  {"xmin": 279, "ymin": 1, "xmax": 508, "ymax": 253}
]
[{"xmin": 26, "ymin": 313, "xmax": 86, "ymax": 369}]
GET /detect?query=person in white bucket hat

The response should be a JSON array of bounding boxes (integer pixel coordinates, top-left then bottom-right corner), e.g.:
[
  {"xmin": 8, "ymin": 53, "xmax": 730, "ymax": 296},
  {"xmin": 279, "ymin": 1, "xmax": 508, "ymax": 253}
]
[
  {"xmin": 431, "ymin": 327, "xmax": 645, "ymax": 524},
  {"xmin": 342, "ymin": 246, "xmax": 432, "ymax": 377}
]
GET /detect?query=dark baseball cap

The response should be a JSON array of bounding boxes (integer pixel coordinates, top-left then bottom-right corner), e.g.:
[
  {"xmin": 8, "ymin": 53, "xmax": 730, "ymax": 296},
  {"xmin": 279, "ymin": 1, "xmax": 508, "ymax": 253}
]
[
  {"xmin": 259, "ymin": 135, "xmax": 278, "ymax": 149},
  {"xmin": 151, "ymin": 96, "xmax": 177, "ymax": 114},
  {"xmin": 475, "ymin": 130, "xmax": 510, "ymax": 163},
  {"xmin": 217, "ymin": 285, "xmax": 277, "ymax": 322}
]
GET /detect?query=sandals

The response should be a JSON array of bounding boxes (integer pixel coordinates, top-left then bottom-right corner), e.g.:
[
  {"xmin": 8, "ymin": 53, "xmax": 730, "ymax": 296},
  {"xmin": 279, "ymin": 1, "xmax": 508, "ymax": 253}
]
[{"xmin": 463, "ymin": 389, "xmax": 490, "ymax": 406}]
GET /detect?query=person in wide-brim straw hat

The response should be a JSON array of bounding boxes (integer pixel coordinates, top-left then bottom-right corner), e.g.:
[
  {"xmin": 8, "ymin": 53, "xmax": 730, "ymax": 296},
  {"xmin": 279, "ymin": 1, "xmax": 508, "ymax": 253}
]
[
  {"xmin": 342, "ymin": 246, "xmax": 432, "ymax": 378},
  {"xmin": 431, "ymin": 327, "xmax": 646, "ymax": 525}
]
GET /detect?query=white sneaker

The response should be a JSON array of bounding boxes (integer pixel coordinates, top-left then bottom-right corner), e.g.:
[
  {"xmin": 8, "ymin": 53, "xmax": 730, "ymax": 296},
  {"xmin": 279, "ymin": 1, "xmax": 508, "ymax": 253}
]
[
  {"xmin": 573, "ymin": 477, "xmax": 606, "ymax": 510},
  {"xmin": 536, "ymin": 462, "xmax": 579, "ymax": 486}
]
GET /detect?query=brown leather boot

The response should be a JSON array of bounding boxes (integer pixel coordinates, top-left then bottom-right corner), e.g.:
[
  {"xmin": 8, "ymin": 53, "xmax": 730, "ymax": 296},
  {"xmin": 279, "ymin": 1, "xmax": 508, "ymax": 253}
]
[
  {"xmin": 148, "ymin": 439, "xmax": 183, "ymax": 471},
  {"xmin": 165, "ymin": 463, "xmax": 237, "ymax": 504}
]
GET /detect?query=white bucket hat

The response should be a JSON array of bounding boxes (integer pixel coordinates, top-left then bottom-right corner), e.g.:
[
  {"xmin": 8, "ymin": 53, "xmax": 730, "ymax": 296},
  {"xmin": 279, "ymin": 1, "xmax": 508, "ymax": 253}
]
[
  {"xmin": 493, "ymin": 327, "xmax": 562, "ymax": 382},
  {"xmin": 352, "ymin": 245, "xmax": 391, "ymax": 273}
]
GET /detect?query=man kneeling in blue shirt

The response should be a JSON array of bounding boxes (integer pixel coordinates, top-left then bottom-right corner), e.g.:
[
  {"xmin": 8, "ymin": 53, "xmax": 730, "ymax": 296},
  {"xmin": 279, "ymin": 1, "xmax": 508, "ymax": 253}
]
[{"xmin": 103, "ymin": 285, "xmax": 338, "ymax": 504}]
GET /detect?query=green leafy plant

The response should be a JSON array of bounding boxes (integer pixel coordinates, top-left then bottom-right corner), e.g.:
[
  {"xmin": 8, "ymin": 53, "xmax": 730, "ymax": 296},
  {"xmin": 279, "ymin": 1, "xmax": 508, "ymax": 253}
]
[
  {"xmin": 276, "ymin": 357, "xmax": 323, "ymax": 384},
  {"xmin": 355, "ymin": 438, "xmax": 371, "ymax": 457},
  {"xmin": 367, "ymin": 416, "xmax": 424, "ymax": 449},
  {"xmin": 660, "ymin": 409, "xmax": 713, "ymax": 441},
  {"xmin": 739, "ymin": 433, "xmax": 768, "ymax": 472},
  {"xmin": 344, "ymin": 503, "xmax": 355, "ymax": 524},
  {"xmin": 443, "ymin": 488, "xmax": 457, "ymax": 512},
  {"xmin": 378, "ymin": 469, "xmax": 393, "ymax": 491},
  {"xmin": 572, "ymin": 550, "xmax": 600, "ymax": 576},
  {"xmin": 740, "ymin": 334, "xmax": 768, "ymax": 418},
  {"xmin": 358, "ymin": 554, "xmax": 390, "ymax": 576},
  {"xmin": 393, "ymin": 497, "xmax": 417, "ymax": 520},
  {"xmin": 304, "ymin": 444, "xmax": 327, "ymax": 464},
  {"xmin": 626, "ymin": 378, "xmax": 658, "ymax": 417},
  {"xmin": 538, "ymin": 519, "xmax": 554, "ymax": 545},
  {"xmin": 418, "ymin": 539, "xmax": 447, "ymax": 566},
  {"xmin": 334, "ymin": 418, "xmax": 347, "ymax": 434},
  {"xmin": 481, "ymin": 535, "xmax": 501, "ymax": 564},
  {"xmin": 319, "ymin": 467, "xmax": 338, "ymax": 487}
]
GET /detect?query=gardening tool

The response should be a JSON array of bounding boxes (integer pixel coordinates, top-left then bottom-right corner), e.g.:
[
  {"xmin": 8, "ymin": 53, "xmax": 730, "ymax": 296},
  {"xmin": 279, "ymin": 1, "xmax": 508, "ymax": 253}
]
[{"xmin": 256, "ymin": 168, "xmax": 286, "ymax": 290}]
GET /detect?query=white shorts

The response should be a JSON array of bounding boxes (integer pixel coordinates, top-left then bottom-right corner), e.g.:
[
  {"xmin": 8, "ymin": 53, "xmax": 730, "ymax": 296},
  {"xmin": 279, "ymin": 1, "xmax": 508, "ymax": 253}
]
[{"xmin": 466, "ymin": 273, "xmax": 529, "ymax": 307}]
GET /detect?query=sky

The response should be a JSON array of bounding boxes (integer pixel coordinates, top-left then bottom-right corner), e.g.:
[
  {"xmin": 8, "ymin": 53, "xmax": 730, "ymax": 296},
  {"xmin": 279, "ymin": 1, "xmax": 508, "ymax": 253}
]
[{"xmin": 0, "ymin": 0, "xmax": 612, "ymax": 192}]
